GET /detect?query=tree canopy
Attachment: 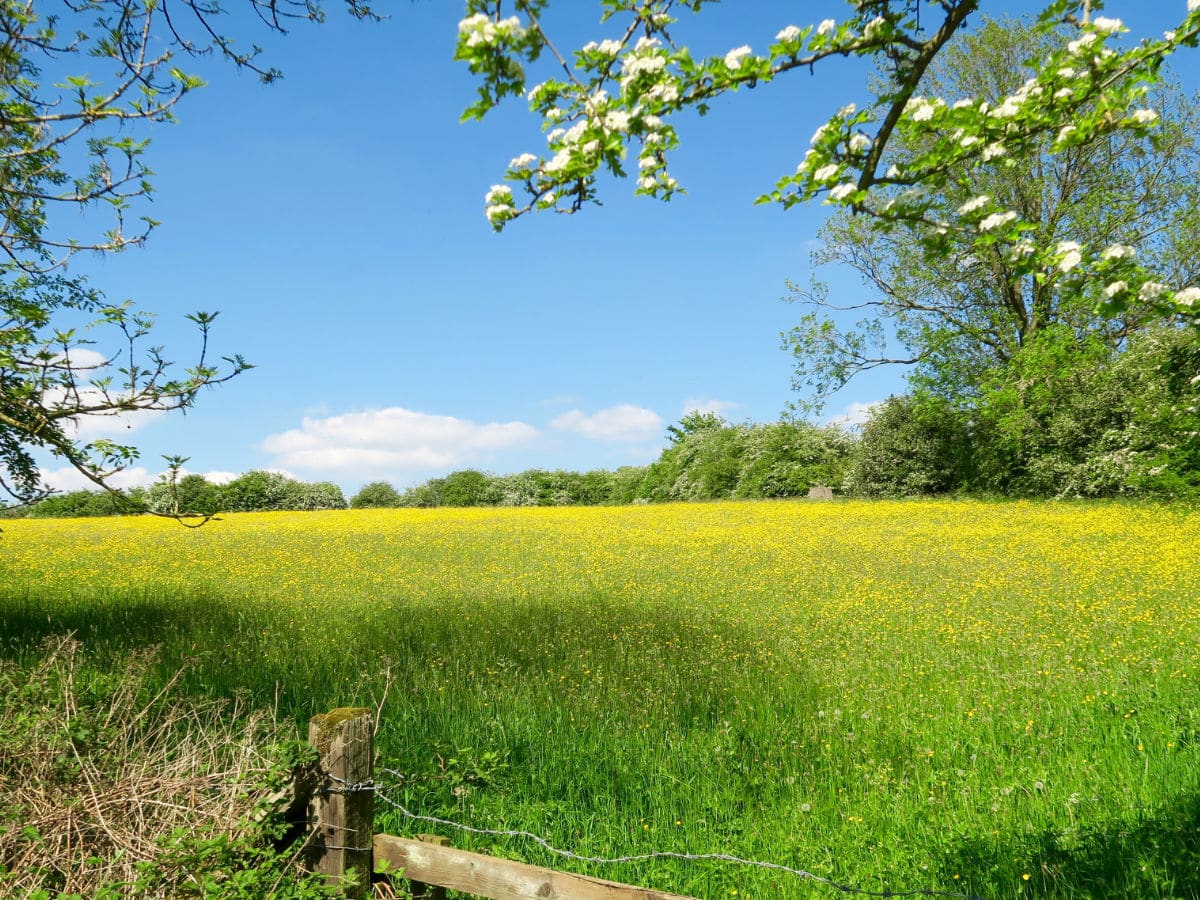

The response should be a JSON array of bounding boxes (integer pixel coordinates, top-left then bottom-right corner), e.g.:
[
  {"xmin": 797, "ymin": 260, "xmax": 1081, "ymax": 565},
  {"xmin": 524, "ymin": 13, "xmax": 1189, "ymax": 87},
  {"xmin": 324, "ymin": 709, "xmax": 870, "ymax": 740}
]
[
  {"xmin": 784, "ymin": 15, "xmax": 1200, "ymax": 408},
  {"xmin": 458, "ymin": 1, "xmax": 1200, "ymax": 324}
]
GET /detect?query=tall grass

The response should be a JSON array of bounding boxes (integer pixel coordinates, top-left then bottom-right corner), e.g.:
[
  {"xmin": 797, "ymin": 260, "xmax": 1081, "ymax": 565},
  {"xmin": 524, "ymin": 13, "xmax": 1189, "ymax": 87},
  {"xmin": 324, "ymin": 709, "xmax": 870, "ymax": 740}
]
[{"xmin": 2, "ymin": 500, "xmax": 1199, "ymax": 898}]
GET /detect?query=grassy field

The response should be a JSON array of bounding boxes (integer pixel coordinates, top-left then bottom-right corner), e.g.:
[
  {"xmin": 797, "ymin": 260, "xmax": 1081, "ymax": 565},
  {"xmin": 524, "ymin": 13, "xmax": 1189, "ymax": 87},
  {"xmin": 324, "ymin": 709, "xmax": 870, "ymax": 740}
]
[{"xmin": 3, "ymin": 500, "xmax": 1199, "ymax": 898}]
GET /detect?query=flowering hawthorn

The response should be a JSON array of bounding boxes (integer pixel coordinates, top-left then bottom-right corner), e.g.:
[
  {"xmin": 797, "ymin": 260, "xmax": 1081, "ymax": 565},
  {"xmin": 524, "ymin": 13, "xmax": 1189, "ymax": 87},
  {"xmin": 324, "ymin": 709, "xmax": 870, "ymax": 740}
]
[{"xmin": 456, "ymin": 0, "xmax": 1200, "ymax": 321}]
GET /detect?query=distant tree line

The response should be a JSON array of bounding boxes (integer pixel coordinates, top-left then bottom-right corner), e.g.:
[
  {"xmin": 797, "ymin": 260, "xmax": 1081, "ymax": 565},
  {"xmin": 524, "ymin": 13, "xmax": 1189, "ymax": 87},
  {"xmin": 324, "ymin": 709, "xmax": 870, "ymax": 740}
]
[
  {"xmin": 2, "ymin": 470, "xmax": 347, "ymax": 519},
  {"xmin": 5, "ymin": 330, "xmax": 1199, "ymax": 520}
]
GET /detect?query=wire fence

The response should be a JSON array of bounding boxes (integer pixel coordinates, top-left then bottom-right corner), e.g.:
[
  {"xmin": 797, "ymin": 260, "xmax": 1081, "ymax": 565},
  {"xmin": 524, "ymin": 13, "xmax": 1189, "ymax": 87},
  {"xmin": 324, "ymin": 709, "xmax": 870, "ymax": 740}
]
[{"xmin": 324, "ymin": 771, "xmax": 986, "ymax": 900}]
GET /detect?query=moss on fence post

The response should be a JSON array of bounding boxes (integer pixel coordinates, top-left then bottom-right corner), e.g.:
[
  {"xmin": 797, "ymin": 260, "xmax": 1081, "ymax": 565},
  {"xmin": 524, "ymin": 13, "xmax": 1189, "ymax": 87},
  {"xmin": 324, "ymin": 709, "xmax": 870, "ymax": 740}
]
[{"xmin": 305, "ymin": 707, "xmax": 373, "ymax": 898}]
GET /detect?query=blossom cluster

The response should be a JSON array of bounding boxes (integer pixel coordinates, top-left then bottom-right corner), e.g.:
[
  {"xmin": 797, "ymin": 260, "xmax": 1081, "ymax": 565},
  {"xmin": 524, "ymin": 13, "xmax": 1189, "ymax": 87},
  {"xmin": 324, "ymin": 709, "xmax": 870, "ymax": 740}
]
[{"xmin": 457, "ymin": 1, "xmax": 1200, "ymax": 317}]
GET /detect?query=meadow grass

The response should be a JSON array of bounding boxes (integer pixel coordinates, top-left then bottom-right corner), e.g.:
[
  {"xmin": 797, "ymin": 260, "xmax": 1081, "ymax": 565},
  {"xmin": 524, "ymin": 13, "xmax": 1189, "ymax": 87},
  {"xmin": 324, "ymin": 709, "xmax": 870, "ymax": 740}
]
[{"xmin": 2, "ymin": 500, "xmax": 1199, "ymax": 898}]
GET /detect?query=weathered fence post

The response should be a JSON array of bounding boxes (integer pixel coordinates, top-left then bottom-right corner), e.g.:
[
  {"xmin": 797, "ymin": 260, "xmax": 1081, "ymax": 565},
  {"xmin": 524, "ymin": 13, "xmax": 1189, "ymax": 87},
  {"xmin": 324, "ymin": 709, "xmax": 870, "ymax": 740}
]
[{"xmin": 307, "ymin": 707, "xmax": 374, "ymax": 898}]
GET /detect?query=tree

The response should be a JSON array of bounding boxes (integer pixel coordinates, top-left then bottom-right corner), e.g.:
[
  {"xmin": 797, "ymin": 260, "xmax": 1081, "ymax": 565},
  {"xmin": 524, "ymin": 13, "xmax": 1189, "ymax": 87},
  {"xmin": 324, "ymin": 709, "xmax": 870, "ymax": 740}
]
[
  {"xmin": 1, "ymin": 0, "xmax": 371, "ymax": 507},
  {"xmin": 458, "ymin": 1, "xmax": 1200, "ymax": 323},
  {"xmin": 846, "ymin": 394, "xmax": 970, "ymax": 496},
  {"xmin": 350, "ymin": 481, "xmax": 403, "ymax": 508},
  {"xmin": 785, "ymin": 17, "xmax": 1200, "ymax": 408}
]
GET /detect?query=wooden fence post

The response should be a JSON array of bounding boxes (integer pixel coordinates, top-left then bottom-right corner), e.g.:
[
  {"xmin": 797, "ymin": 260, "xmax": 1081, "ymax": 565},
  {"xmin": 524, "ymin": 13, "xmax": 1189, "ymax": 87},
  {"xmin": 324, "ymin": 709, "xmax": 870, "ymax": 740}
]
[{"xmin": 307, "ymin": 707, "xmax": 374, "ymax": 898}]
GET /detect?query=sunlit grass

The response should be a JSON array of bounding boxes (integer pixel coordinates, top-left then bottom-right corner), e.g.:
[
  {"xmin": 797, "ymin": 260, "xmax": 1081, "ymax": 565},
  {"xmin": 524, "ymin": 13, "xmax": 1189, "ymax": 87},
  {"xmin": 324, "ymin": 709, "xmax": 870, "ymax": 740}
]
[{"xmin": 3, "ymin": 500, "xmax": 1199, "ymax": 898}]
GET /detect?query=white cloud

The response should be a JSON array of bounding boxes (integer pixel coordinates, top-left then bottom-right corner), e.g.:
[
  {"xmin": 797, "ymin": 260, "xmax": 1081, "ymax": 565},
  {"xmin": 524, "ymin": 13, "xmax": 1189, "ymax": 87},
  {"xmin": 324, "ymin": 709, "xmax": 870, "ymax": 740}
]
[
  {"xmin": 681, "ymin": 397, "xmax": 738, "ymax": 418},
  {"xmin": 201, "ymin": 470, "xmax": 240, "ymax": 485},
  {"xmin": 69, "ymin": 407, "xmax": 167, "ymax": 440},
  {"xmin": 261, "ymin": 407, "xmax": 539, "ymax": 475},
  {"xmin": 551, "ymin": 405, "xmax": 663, "ymax": 442},
  {"xmin": 51, "ymin": 348, "xmax": 111, "ymax": 370},
  {"xmin": 39, "ymin": 465, "xmax": 155, "ymax": 493},
  {"xmin": 826, "ymin": 401, "xmax": 879, "ymax": 428}
]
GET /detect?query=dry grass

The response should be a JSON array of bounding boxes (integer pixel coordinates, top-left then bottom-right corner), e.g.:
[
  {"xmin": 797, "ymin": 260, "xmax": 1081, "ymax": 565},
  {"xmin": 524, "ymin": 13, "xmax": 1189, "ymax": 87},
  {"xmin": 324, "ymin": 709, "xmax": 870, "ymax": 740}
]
[{"xmin": 0, "ymin": 637, "xmax": 303, "ymax": 897}]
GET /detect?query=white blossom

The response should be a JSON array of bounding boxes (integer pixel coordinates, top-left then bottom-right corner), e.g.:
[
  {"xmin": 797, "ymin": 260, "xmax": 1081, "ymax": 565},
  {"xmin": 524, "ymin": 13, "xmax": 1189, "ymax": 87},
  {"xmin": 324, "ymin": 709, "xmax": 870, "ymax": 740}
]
[
  {"xmin": 637, "ymin": 175, "xmax": 657, "ymax": 190},
  {"xmin": 1008, "ymin": 240, "xmax": 1036, "ymax": 260},
  {"xmin": 634, "ymin": 36, "xmax": 661, "ymax": 52},
  {"xmin": 863, "ymin": 17, "xmax": 887, "ymax": 39},
  {"xmin": 776, "ymin": 25, "xmax": 802, "ymax": 42},
  {"xmin": 1131, "ymin": 108, "xmax": 1159, "ymax": 125},
  {"xmin": 979, "ymin": 211, "xmax": 1017, "ymax": 231},
  {"xmin": 1092, "ymin": 17, "xmax": 1123, "ymax": 35},
  {"xmin": 1104, "ymin": 281, "xmax": 1128, "ymax": 298},
  {"xmin": 1101, "ymin": 244, "xmax": 1136, "ymax": 260},
  {"xmin": 603, "ymin": 111, "xmax": 631, "ymax": 132},
  {"xmin": 645, "ymin": 81, "xmax": 680, "ymax": 104},
  {"xmin": 958, "ymin": 195, "xmax": 990, "ymax": 215},
  {"xmin": 484, "ymin": 184, "xmax": 513, "ymax": 204},
  {"xmin": 1056, "ymin": 241, "xmax": 1083, "ymax": 272},
  {"xmin": 905, "ymin": 97, "xmax": 937, "ymax": 122},
  {"xmin": 817, "ymin": 18, "xmax": 836, "ymax": 35},
  {"xmin": 885, "ymin": 164, "xmax": 900, "ymax": 178},
  {"xmin": 1175, "ymin": 287, "xmax": 1200, "ymax": 306},
  {"xmin": 990, "ymin": 96, "xmax": 1022, "ymax": 118},
  {"xmin": 1058, "ymin": 250, "xmax": 1082, "ymax": 272},
  {"xmin": 497, "ymin": 16, "xmax": 525, "ymax": 38},
  {"xmin": 546, "ymin": 107, "xmax": 564, "ymax": 122},
  {"xmin": 849, "ymin": 133, "xmax": 872, "ymax": 153},
  {"xmin": 596, "ymin": 39, "xmax": 622, "ymax": 55},
  {"xmin": 622, "ymin": 55, "xmax": 666, "ymax": 79},
  {"xmin": 458, "ymin": 13, "xmax": 497, "ymax": 48},
  {"xmin": 837, "ymin": 103, "xmax": 857, "ymax": 118},
  {"xmin": 1054, "ymin": 88, "xmax": 1074, "ymax": 100},
  {"xmin": 562, "ymin": 121, "xmax": 587, "ymax": 144},
  {"xmin": 828, "ymin": 182, "xmax": 857, "ymax": 201},
  {"xmin": 960, "ymin": 135, "xmax": 981, "ymax": 149},
  {"xmin": 982, "ymin": 143, "xmax": 1007, "ymax": 161},
  {"xmin": 1067, "ymin": 32, "xmax": 1098, "ymax": 54},
  {"xmin": 638, "ymin": 156, "xmax": 657, "ymax": 170},
  {"xmin": 813, "ymin": 163, "xmax": 840, "ymax": 181},
  {"xmin": 1139, "ymin": 282, "xmax": 1169, "ymax": 300},
  {"xmin": 724, "ymin": 45, "xmax": 753, "ymax": 70},
  {"xmin": 952, "ymin": 98, "xmax": 975, "ymax": 109},
  {"xmin": 1056, "ymin": 124, "xmax": 1077, "ymax": 145},
  {"xmin": 543, "ymin": 149, "xmax": 571, "ymax": 172},
  {"xmin": 810, "ymin": 123, "xmax": 830, "ymax": 145},
  {"xmin": 508, "ymin": 153, "xmax": 537, "ymax": 169},
  {"xmin": 1190, "ymin": 1, "xmax": 1199, "ymax": 15}
]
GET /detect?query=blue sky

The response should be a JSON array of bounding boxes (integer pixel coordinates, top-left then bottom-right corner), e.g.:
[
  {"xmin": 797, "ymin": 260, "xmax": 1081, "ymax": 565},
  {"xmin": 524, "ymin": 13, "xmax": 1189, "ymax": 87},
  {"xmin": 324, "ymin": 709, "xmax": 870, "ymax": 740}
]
[{"xmin": 40, "ymin": 0, "xmax": 1199, "ymax": 495}]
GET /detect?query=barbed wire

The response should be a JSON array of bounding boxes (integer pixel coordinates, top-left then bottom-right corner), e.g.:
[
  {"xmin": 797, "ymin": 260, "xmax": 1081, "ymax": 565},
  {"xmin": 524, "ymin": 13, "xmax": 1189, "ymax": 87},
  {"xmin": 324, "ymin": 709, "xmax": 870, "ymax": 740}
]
[{"xmin": 322, "ymin": 771, "xmax": 985, "ymax": 900}]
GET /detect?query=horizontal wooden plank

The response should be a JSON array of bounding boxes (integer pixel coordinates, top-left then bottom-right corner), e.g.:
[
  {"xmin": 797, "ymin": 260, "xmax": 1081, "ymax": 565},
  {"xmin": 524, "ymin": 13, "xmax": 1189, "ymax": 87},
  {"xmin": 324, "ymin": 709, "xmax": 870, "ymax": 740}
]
[{"xmin": 374, "ymin": 834, "xmax": 698, "ymax": 900}]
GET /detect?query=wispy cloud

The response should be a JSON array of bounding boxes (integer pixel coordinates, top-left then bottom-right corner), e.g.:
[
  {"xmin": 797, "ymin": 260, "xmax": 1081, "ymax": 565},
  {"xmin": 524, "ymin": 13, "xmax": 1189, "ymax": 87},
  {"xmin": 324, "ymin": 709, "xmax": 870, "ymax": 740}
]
[
  {"xmin": 550, "ymin": 405, "xmax": 663, "ymax": 442},
  {"xmin": 826, "ymin": 401, "xmax": 878, "ymax": 428},
  {"xmin": 681, "ymin": 397, "xmax": 738, "ymax": 418}
]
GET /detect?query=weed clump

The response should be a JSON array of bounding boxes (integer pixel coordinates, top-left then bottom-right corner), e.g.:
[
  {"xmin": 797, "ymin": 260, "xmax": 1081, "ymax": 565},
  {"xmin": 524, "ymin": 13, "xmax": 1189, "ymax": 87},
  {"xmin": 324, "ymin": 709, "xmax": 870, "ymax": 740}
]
[{"xmin": 0, "ymin": 637, "xmax": 333, "ymax": 898}]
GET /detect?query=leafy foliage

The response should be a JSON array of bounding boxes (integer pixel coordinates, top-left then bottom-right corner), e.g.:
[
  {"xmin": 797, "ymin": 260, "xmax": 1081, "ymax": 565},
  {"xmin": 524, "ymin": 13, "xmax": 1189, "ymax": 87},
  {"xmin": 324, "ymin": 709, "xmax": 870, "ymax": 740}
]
[
  {"xmin": 350, "ymin": 480, "xmax": 404, "ymax": 508},
  {"xmin": 459, "ymin": 1, "xmax": 1200, "ymax": 320}
]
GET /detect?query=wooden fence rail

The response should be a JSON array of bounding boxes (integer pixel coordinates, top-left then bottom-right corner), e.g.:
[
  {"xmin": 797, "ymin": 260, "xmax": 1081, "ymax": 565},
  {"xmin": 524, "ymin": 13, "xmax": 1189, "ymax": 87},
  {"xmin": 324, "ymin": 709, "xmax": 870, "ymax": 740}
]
[{"xmin": 304, "ymin": 708, "xmax": 699, "ymax": 900}]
